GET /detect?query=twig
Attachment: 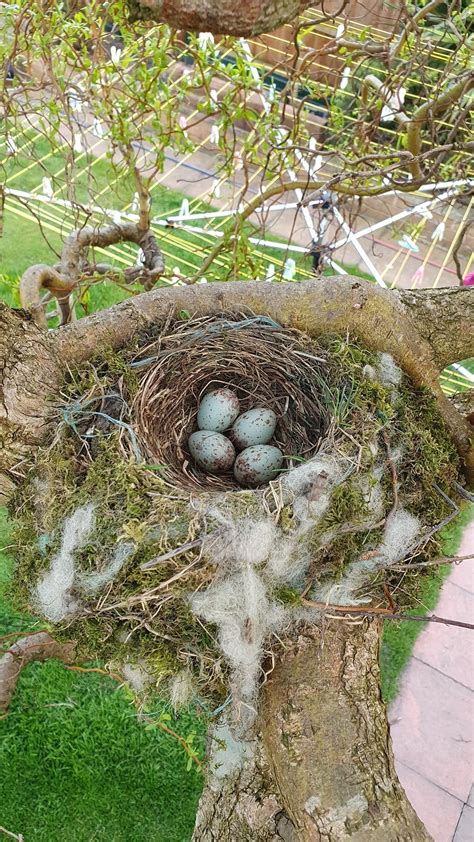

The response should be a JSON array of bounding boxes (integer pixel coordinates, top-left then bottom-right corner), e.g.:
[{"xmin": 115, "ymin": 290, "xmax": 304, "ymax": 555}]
[
  {"xmin": 0, "ymin": 628, "xmax": 49, "ymax": 644},
  {"xmin": 389, "ymin": 553, "xmax": 473, "ymax": 571},
  {"xmin": 141, "ymin": 714, "xmax": 203, "ymax": 772},
  {"xmin": 63, "ymin": 665, "xmax": 125, "ymax": 684},
  {"xmin": 140, "ymin": 539, "xmax": 203, "ymax": 571},
  {"xmin": 383, "ymin": 430, "xmax": 398, "ymax": 514},
  {"xmin": 454, "ymin": 481, "xmax": 474, "ymax": 503},
  {"xmin": 383, "ymin": 580, "xmax": 397, "ymax": 612},
  {"xmin": 302, "ymin": 599, "xmax": 474, "ymax": 629},
  {"xmin": 0, "ymin": 827, "xmax": 24, "ymax": 842}
]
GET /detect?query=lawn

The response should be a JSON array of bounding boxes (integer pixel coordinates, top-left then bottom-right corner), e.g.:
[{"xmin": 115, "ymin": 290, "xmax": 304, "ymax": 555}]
[
  {"xmin": 0, "ymin": 508, "xmax": 205, "ymax": 842},
  {"xmin": 2, "ymin": 129, "xmax": 373, "ymax": 293}
]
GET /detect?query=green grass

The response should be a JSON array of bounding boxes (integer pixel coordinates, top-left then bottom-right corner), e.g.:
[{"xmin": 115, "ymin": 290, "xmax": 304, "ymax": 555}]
[
  {"xmin": 0, "ymin": 509, "xmax": 205, "ymax": 842},
  {"xmin": 1, "ymin": 129, "xmax": 371, "ymax": 286},
  {"xmin": 380, "ymin": 502, "xmax": 474, "ymax": 703}
]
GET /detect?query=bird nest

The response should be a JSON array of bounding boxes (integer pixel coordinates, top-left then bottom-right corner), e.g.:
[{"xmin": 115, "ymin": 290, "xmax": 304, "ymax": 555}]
[
  {"xmin": 132, "ymin": 314, "xmax": 332, "ymax": 491},
  {"xmin": 8, "ymin": 308, "xmax": 462, "ymax": 711}
]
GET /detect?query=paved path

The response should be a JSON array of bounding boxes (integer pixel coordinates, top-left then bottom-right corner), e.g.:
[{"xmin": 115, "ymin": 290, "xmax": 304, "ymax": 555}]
[{"xmin": 390, "ymin": 518, "xmax": 474, "ymax": 842}]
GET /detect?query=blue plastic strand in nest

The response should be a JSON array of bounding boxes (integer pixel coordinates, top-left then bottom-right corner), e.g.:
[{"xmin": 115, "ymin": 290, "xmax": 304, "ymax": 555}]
[{"xmin": 61, "ymin": 392, "xmax": 142, "ymax": 462}]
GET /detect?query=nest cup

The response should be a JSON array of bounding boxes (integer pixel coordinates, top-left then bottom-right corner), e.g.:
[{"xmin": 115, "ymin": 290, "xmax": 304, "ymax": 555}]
[{"xmin": 132, "ymin": 313, "xmax": 332, "ymax": 490}]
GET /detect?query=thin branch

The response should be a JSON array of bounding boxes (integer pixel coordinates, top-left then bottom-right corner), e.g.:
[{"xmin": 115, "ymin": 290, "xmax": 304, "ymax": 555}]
[
  {"xmin": 389, "ymin": 553, "xmax": 473, "ymax": 571},
  {"xmin": 302, "ymin": 599, "xmax": 474, "ymax": 629}
]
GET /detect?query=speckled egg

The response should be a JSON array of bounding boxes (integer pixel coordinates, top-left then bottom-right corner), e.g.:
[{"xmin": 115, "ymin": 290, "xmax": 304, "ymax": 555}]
[
  {"xmin": 188, "ymin": 430, "xmax": 236, "ymax": 474},
  {"xmin": 197, "ymin": 388, "xmax": 240, "ymax": 432},
  {"xmin": 230, "ymin": 407, "xmax": 277, "ymax": 450},
  {"xmin": 234, "ymin": 445, "xmax": 284, "ymax": 487}
]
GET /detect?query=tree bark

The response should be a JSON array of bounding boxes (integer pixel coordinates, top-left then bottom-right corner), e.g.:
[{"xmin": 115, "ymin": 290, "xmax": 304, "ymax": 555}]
[
  {"xmin": 0, "ymin": 304, "xmax": 63, "ymax": 499},
  {"xmin": 128, "ymin": 0, "xmax": 313, "ymax": 36},
  {"xmin": 20, "ymin": 222, "xmax": 165, "ymax": 328},
  {"xmin": 396, "ymin": 287, "xmax": 474, "ymax": 370},
  {"xmin": 193, "ymin": 621, "xmax": 431, "ymax": 841}
]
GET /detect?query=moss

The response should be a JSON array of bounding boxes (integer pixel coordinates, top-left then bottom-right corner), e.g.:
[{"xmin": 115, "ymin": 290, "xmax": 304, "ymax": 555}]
[
  {"xmin": 273, "ymin": 585, "xmax": 302, "ymax": 605},
  {"xmin": 61, "ymin": 346, "xmax": 141, "ymax": 402},
  {"xmin": 279, "ymin": 505, "xmax": 295, "ymax": 532},
  {"xmin": 320, "ymin": 482, "xmax": 369, "ymax": 529},
  {"xmin": 7, "ymin": 327, "xmax": 464, "ymax": 705}
]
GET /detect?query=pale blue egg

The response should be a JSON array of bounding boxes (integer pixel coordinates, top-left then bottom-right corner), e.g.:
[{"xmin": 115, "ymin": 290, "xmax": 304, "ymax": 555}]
[
  {"xmin": 197, "ymin": 388, "xmax": 240, "ymax": 432},
  {"xmin": 234, "ymin": 445, "xmax": 283, "ymax": 487},
  {"xmin": 188, "ymin": 430, "xmax": 235, "ymax": 473},
  {"xmin": 230, "ymin": 407, "xmax": 277, "ymax": 450}
]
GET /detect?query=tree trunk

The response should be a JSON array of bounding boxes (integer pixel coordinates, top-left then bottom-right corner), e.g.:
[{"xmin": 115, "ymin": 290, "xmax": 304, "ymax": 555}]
[
  {"xmin": 193, "ymin": 621, "xmax": 431, "ymax": 841},
  {"xmin": 128, "ymin": 0, "xmax": 313, "ymax": 36},
  {"xmin": 0, "ymin": 304, "xmax": 63, "ymax": 499}
]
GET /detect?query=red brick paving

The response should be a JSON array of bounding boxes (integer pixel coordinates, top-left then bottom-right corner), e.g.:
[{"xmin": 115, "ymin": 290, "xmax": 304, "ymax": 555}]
[{"xmin": 390, "ymin": 518, "xmax": 474, "ymax": 841}]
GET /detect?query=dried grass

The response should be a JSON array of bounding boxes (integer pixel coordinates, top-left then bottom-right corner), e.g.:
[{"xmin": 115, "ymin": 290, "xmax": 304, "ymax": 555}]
[{"xmin": 131, "ymin": 314, "xmax": 332, "ymax": 490}]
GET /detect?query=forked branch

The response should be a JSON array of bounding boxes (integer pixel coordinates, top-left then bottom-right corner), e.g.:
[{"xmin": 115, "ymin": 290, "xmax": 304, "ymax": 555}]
[{"xmin": 20, "ymin": 222, "xmax": 165, "ymax": 327}]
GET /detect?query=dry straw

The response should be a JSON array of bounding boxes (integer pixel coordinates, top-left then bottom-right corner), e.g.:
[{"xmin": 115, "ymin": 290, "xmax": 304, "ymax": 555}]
[{"xmin": 132, "ymin": 313, "xmax": 332, "ymax": 490}]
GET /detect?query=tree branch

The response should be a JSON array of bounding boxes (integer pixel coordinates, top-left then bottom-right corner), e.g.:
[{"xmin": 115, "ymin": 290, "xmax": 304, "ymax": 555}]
[
  {"xmin": 1, "ymin": 280, "xmax": 472, "ymax": 501},
  {"xmin": 20, "ymin": 222, "xmax": 165, "ymax": 327},
  {"xmin": 128, "ymin": 0, "xmax": 313, "ymax": 36},
  {"xmin": 406, "ymin": 74, "xmax": 474, "ymax": 178},
  {"xmin": 53, "ymin": 278, "xmax": 473, "ymax": 483},
  {"xmin": 395, "ymin": 287, "xmax": 474, "ymax": 370},
  {"xmin": 0, "ymin": 632, "xmax": 76, "ymax": 714},
  {"xmin": 363, "ymin": 72, "xmax": 474, "ymax": 178},
  {"xmin": 19, "ymin": 264, "xmax": 74, "ymax": 328}
]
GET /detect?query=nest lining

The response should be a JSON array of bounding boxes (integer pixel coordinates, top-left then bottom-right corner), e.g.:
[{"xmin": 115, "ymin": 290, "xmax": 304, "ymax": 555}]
[{"xmin": 131, "ymin": 314, "xmax": 333, "ymax": 491}]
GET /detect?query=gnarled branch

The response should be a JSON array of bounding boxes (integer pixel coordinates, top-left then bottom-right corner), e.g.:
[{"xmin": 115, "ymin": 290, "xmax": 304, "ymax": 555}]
[
  {"xmin": 395, "ymin": 287, "xmax": 474, "ymax": 370},
  {"xmin": 54, "ymin": 278, "xmax": 473, "ymax": 481},
  {"xmin": 363, "ymin": 72, "xmax": 474, "ymax": 178},
  {"xmin": 0, "ymin": 632, "xmax": 76, "ymax": 714},
  {"xmin": 2, "ymin": 279, "xmax": 473, "ymax": 500},
  {"xmin": 20, "ymin": 222, "xmax": 165, "ymax": 327}
]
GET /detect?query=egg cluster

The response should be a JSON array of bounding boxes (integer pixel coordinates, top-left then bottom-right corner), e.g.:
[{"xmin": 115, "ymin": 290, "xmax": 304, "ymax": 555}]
[{"xmin": 187, "ymin": 388, "xmax": 284, "ymax": 487}]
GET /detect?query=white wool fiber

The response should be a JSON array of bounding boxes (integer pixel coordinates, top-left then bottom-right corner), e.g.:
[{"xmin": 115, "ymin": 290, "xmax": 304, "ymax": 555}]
[
  {"xmin": 378, "ymin": 353, "xmax": 402, "ymax": 387},
  {"xmin": 362, "ymin": 364, "xmax": 377, "ymax": 381},
  {"xmin": 315, "ymin": 508, "xmax": 421, "ymax": 605},
  {"xmin": 208, "ymin": 518, "xmax": 276, "ymax": 570},
  {"xmin": 267, "ymin": 538, "xmax": 310, "ymax": 583},
  {"xmin": 282, "ymin": 454, "xmax": 351, "ymax": 537},
  {"xmin": 191, "ymin": 567, "xmax": 286, "ymax": 704},
  {"xmin": 210, "ymin": 718, "xmax": 255, "ymax": 779},
  {"xmin": 122, "ymin": 661, "xmax": 153, "ymax": 693},
  {"xmin": 190, "ymin": 456, "xmax": 359, "ymax": 708},
  {"xmin": 170, "ymin": 668, "xmax": 195, "ymax": 711},
  {"xmin": 78, "ymin": 541, "xmax": 134, "ymax": 594},
  {"xmin": 374, "ymin": 508, "xmax": 420, "ymax": 564},
  {"xmin": 35, "ymin": 504, "xmax": 96, "ymax": 621},
  {"xmin": 232, "ymin": 520, "xmax": 277, "ymax": 566}
]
